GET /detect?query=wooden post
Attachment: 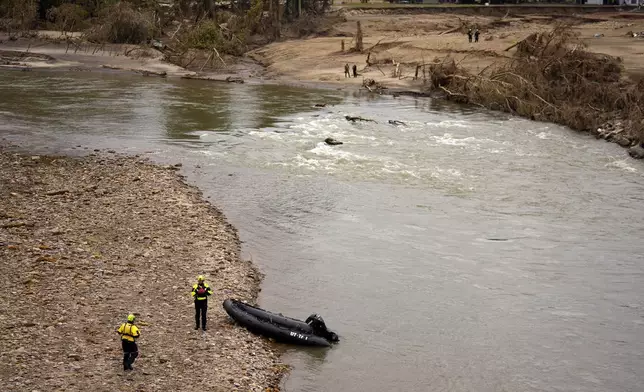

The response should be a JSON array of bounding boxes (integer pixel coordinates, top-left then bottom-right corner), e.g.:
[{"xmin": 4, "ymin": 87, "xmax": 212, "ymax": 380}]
[
  {"xmin": 341, "ymin": 40, "xmax": 345, "ymax": 52},
  {"xmin": 355, "ymin": 21, "xmax": 363, "ymax": 52},
  {"xmin": 415, "ymin": 65, "xmax": 420, "ymax": 80}
]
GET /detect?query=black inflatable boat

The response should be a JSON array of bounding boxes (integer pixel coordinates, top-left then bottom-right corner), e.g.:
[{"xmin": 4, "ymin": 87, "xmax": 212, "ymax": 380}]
[{"xmin": 222, "ymin": 298, "xmax": 339, "ymax": 347}]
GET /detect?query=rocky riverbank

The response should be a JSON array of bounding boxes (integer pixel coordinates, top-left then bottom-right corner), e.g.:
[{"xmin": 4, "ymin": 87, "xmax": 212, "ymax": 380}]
[{"xmin": 0, "ymin": 145, "xmax": 286, "ymax": 392}]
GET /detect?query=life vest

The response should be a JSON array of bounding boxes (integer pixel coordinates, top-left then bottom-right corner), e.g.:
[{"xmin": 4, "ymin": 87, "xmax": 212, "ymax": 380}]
[{"xmin": 118, "ymin": 322, "xmax": 140, "ymax": 342}]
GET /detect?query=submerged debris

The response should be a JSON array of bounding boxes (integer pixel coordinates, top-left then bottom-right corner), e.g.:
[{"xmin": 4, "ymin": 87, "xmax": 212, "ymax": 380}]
[
  {"xmin": 345, "ymin": 115, "xmax": 377, "ymax": 123},
  {"xmin": 362, "ymin": 78, "xmax": 387, "ymax": 93},
  {"xmin": 324, "ymin": 137, "xmax": 343, "ymax": 145}
]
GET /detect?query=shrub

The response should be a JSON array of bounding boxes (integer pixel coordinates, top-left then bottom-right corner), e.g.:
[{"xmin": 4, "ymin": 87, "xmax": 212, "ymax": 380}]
[
  {"xmin": 88, "ymin": 2, "xmax": 154, "ymax": 44},
  {"xmin": 182, "ymin": 20, "xmax": 247, "ymax": 56},
  {"xmin": 46, "ymin": 3, "xmax": 89, "ymax": 33}
]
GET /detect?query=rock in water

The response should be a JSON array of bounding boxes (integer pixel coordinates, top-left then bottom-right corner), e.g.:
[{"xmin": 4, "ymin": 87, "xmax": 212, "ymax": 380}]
[
  {"xmin": 324, "ymin": 138, "xmax": 343, "ymax": 146},
  {"xmin": 628, "ymin": 144, "xmax": 644, "ymax": 159}
]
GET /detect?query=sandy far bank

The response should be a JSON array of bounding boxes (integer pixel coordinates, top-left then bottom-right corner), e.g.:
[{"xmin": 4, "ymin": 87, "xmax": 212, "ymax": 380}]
[
  {"xmin": 2, "ymin": 8, "xmax": 644, "ymax": 89},
  {"xmin": 249, "ymin": 9, "xmax": 644, "ymax": 91},
  {"xmin": 0, "ymin": 142, "xmax": 286, "ymax": 392}
]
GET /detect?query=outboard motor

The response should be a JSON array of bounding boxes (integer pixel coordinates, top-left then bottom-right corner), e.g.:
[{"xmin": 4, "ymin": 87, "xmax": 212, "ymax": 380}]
[{"xmin": 305, "ymin": 314, "xmax": 339, "ymax": 343}]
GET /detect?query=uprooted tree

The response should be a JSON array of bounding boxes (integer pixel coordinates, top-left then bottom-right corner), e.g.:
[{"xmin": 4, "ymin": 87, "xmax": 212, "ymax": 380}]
[{"xmin": 425, "ymin": 25, "xmax": 644, "ymax": 144}]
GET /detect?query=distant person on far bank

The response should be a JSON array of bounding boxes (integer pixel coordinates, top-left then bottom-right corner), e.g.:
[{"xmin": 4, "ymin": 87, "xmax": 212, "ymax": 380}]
[
  {"xmin": 192, "ymin": 275, "xmax": 213, "ymax": 330},
  {"xmin": 352, "ymin": 64, "xmax": 358, "ymax": 78},
  {"xmin": 344, "ymin": 63, "xmax": 350, "ymax": 78},
  {"xmin": 474, "ymin": 29, "xmax": 480, "ymax": 43},
  {"xmin": 117, "ymin": 314, "xmax": 141, "ymax": 371},
  {"xmin": 467, "ymin": 28, "xmax": 473, "ymax": 43}
]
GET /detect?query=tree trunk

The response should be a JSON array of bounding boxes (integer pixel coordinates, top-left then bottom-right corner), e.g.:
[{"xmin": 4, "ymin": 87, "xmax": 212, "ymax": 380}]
[
  {"xmin": 355, "ymin": 21, "xmax": 363, "ymax": 52},
  {"xmin": 273, "ymin": 0, "xmax": 281, "ymax": 39}
]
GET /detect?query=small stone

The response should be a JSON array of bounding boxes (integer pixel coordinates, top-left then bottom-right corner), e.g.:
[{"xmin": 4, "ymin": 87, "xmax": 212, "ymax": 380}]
[
  {"xmin": 68, "ymin": 353, "xmax": 82, "ymax": 361},
  {"xmin": 107, "ymin": 150, "xmax": 116, "ymax": 154},
  {"xmin": 31, "ymin": 156, "xmax": 40, "ymax": 161},
  {"xmin": 45, "ymin": 189, "xmax": 69, "ymax": 196}
]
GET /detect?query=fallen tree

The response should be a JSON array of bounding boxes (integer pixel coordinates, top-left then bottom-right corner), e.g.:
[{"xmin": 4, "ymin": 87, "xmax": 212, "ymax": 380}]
[{"xmin": 425, "ymin": 25, "xmax": 644, "ymax": 146}]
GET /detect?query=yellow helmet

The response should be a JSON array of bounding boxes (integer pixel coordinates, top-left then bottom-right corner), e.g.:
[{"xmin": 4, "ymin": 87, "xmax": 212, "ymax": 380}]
[
  {"xmin": 127, "ymin": 314, "xmax": 136, "ymax": 322},
  {"xmin": 197, "ymin": 275, "xmax": 204, "ymax": 281}
]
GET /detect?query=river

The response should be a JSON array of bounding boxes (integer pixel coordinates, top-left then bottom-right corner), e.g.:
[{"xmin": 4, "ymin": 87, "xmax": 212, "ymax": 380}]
[{"xmin": 1, "ymin": 70, "xmax": 643, "ymax": 392}]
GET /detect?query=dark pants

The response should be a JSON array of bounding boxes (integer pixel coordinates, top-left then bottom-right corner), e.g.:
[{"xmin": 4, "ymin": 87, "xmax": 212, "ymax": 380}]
[
  {"xmin": 122, "ymin": 340, "xmax": 138, "ymax": 370},
  {"xmin": 195, "ymin": 300, "xmax": 208, "ymax": 329}
]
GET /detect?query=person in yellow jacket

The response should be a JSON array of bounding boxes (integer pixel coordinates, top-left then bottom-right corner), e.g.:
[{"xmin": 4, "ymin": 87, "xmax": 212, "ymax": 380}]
[
  {"xmin": 191, "ymin": 275, "xmax": 213, "ymax": 330},
  {"xmin": 117, "ymin": 314, "xmax": 141, "ymax": 371}
]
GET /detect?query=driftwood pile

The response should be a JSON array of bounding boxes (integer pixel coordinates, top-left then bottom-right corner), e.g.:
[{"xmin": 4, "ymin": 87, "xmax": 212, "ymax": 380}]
[{"xmin": 427, "ymin": 25, "xmax": 644, "ymax": 146}]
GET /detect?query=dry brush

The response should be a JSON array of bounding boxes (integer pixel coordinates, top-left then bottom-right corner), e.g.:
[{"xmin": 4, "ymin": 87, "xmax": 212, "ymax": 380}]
[{"xmin": 426, "ymin": 25, "xmax": 644, "ymax": 145}]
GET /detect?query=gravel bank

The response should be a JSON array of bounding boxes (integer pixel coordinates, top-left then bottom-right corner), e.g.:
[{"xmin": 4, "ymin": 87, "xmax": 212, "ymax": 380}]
[{"xmin": 0, "ymin": 147, "xmax": 286, "ymax": 392}]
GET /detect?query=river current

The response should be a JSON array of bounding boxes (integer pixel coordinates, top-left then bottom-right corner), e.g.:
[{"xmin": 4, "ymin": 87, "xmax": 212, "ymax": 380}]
[{"xmin": 1, "ymin": 70, "xmax": 643, "ymax": 392}]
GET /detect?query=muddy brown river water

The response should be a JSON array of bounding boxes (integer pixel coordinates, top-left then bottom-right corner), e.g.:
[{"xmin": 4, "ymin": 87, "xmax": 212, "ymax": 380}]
[{"xmin": 1, "ymin": 70, "xmax": 643, "ymax": 392}]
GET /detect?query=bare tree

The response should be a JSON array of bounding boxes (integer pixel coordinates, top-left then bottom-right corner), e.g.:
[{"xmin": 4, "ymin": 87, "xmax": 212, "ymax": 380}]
[{"xmin": 355, "ymin": 21, "xmax": 363, "ymax": 52}]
